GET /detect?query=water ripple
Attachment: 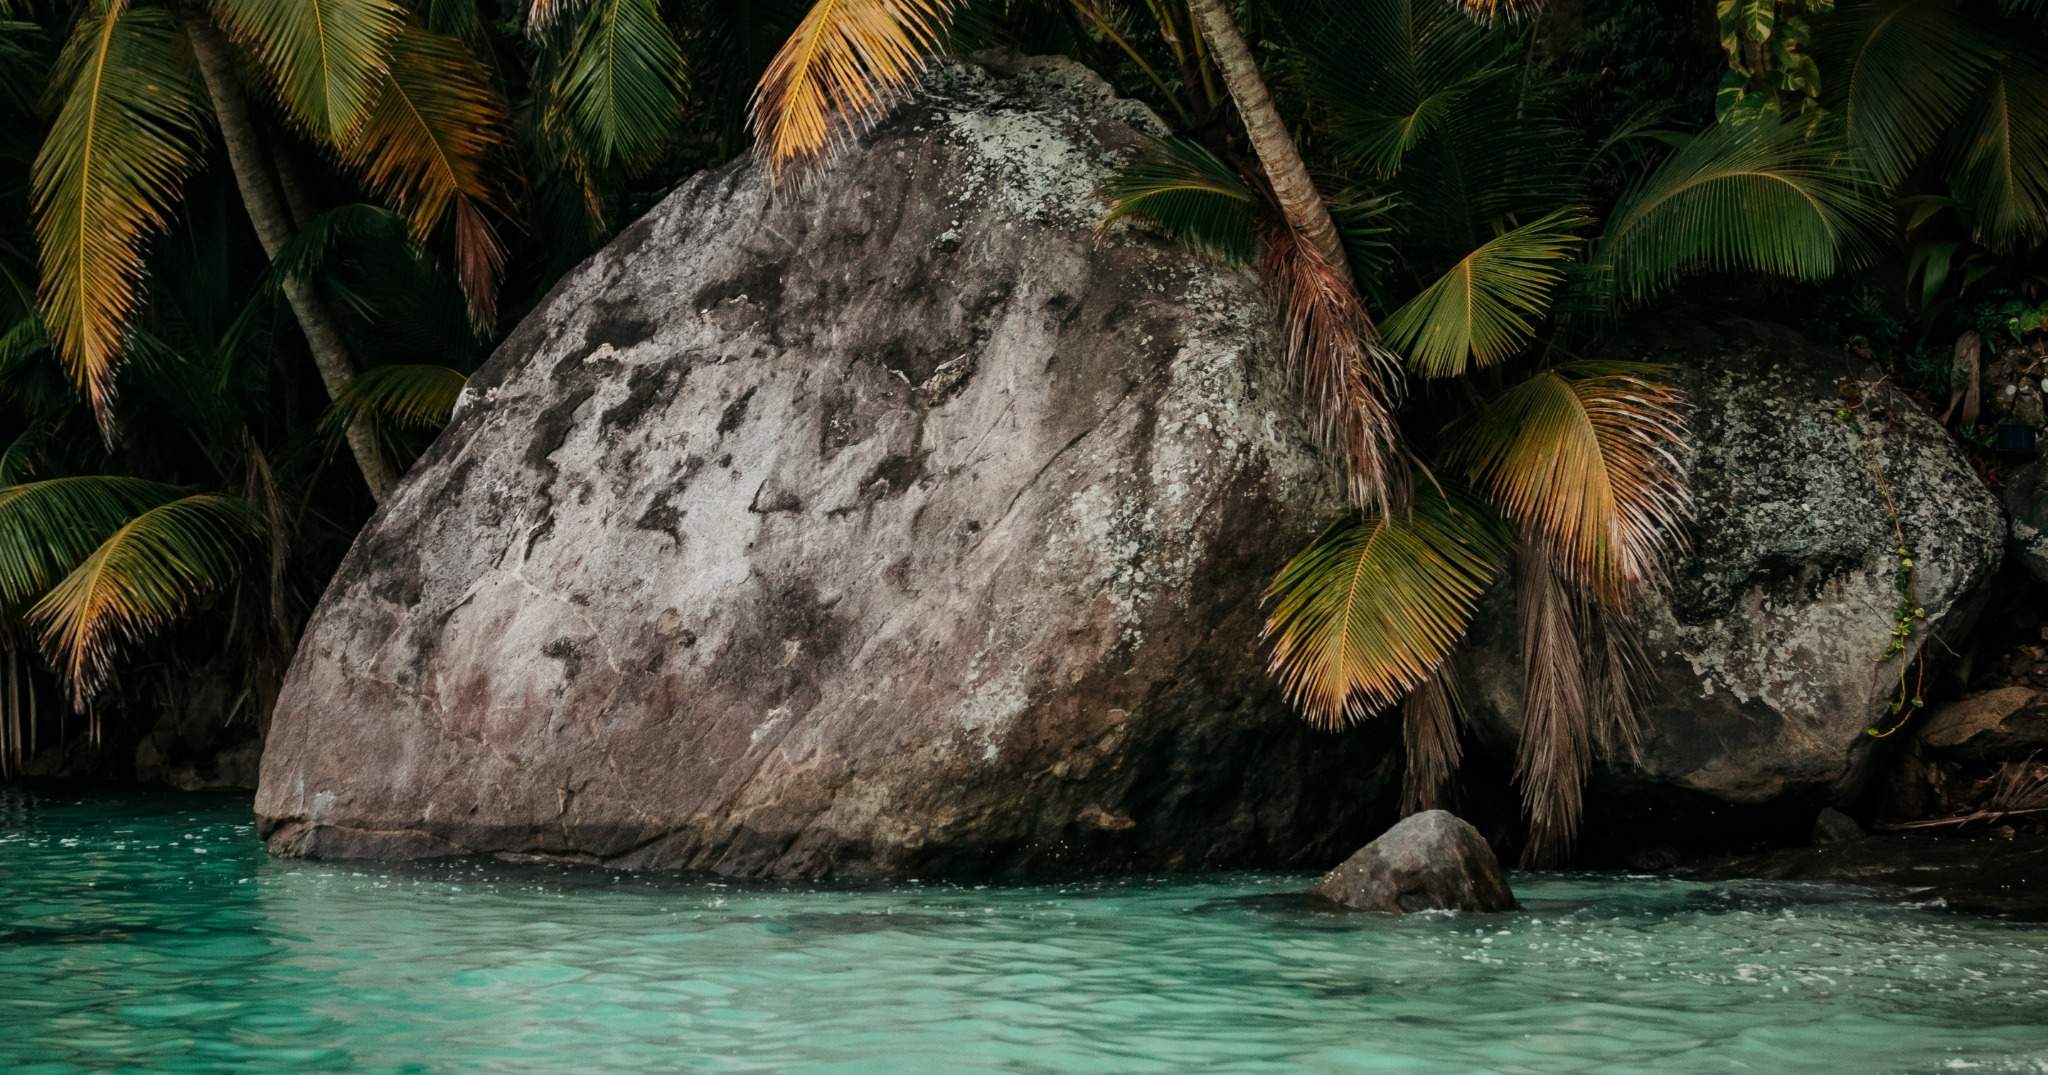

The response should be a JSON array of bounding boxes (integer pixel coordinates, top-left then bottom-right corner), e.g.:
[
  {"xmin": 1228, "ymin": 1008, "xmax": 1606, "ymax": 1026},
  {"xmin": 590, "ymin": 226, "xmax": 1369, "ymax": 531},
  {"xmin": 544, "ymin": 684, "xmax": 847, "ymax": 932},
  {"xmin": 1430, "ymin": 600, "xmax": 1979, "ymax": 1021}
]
[{"xmin": 5, "ymin": 792, "xmax": 2048, "ymax": 1073}]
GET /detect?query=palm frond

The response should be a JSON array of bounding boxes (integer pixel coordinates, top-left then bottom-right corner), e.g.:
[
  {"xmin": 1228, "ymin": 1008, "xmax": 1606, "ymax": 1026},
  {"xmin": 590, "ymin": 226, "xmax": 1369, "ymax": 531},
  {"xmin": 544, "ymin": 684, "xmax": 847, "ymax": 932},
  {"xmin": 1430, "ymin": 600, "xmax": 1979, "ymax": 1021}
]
[
  {"xmin": 1100, "ymin": 136, "xmax": 1257, "ymax": 263},
  {"xmin": 1950, "ymin": 50, "xmax": 2048, "ymax": 250},
  {"xmin": 340, "ymin": 27, "xmax": 512, "ymax": 331},
  {"xmin": 0, "ymin": 475, "xmax": 183, "ymax": 609},
  {"xmin": 1596, "ymin": 116, "xmax": 1887, "ymax": 304},
  {"xmin": 750, "ymin": 0, "xmax": 960, "ymax": 183},
  {"xmin": 319, "ymin": 362, "xmax": 468, "ymax": 441},
  {"xmin": 28, "ymin": 494, "xmax": 261, "ymax": 708},
  {"xmin": 1401, "ymin": 663, "xmax": 1464, "ymax": 815},
  {"xmin": 1262, "ymin": 224, "xmax": 1407, "ymax": 512},
  {"xmin": 1263, "ymin": 483, "xmax": 1511, "ymax": 729},
  {"xmin": 1446, "ymin": 361, "xmax": 1690, "ymax": 606},
  {"xmin": 526, "ymin": 0, "xmax": 583, "ymax": 34},
  {"xmin": 0, "ymin": 411, "xmax": 59, "ymax": 485},
  {"xmin": 550, "ymin": 0, "xmax": 689, "ymax": 173},
  {"xmin": 1514, "ymin": 536, "xmax": 1589, "ymax": 868},
  {"xmin": 1821, "ymin": 0, "xmax": 1999, "ymax": 190},
  {"xmin": 31, "ymin": 5, "xmax": 210, "ymax": 424},
  {"xmin": 210, "ymin": 0, "xmax": 406, "ymax": 142},
  {"xmin": 1383, "ymin": 208, "xmax": 1588, "ymax": 377}
]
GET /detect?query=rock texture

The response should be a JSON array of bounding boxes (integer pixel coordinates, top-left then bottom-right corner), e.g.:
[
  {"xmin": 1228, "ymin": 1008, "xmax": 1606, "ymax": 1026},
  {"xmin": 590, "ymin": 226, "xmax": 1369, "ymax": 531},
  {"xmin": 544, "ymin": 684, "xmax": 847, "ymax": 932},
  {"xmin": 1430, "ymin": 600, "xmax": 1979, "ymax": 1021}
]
[
  {"xmin": 2008, "ymin": 463, "xmax": 2048, "ymax": 585},
  {"xmin": 1918, "ymin": 687, "xmax": 2048, "ymax": 762},
  {"xmin": 254, "ymin": 56, "xmax": 1397, "ymax": 879},
  {"xmin": 1312, "ymin": 811, "xmax": 1517, "ymax": 913},
  {"xmin": 1464, "ymin": 319, "xmax": 2005, "ymax": 837}
]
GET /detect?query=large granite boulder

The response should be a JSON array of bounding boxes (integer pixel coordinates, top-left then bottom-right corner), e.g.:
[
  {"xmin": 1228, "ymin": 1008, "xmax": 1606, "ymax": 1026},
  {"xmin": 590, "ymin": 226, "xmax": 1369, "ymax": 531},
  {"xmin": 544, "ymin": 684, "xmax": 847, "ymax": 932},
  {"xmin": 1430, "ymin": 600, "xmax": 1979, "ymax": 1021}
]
[
  {"xmin": 1312, "ymin": 811, "xmax": 1517, "ymax": 913},
  {"xmin": 1464, "ymin": 319, "xmax": 2005, "ymax": 841},
  {"xmin": 254, "ymin": 56, "xmax": 1398, "ymax": 879}
]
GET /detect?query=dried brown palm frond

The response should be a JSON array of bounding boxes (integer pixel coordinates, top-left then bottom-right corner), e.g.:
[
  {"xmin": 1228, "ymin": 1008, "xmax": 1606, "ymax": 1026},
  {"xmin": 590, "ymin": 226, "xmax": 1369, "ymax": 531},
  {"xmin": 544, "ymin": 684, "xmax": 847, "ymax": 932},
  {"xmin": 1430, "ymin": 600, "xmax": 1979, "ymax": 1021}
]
[
  {"xmin": 1455, "ymin": 0, "xmax": 1545, "ymax": 22},
  {"xmin": 1583, "ymin": 599, "xmax": 1648, "ymax": 763},
  {"xmin": 1401, "ymin": 663, "xmax": 1465, "ymax": 815},
  {"xmin": 1515, "ymin": 536, "xmax": 1591, "ymax": 868},
  {"xmin": 1261, "ymin": 224, "xmax": 1406, "ymax": 512},
  {"xmin": 750, "ymin": 0, "xmax": 960, "ymax": 185}
]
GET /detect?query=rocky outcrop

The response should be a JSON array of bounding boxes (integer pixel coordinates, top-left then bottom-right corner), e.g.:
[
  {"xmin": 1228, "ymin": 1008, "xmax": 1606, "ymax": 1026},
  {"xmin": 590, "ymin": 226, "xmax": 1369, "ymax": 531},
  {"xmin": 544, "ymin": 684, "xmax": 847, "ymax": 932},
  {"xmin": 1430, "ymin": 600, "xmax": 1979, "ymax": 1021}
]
[
  {"xmin": 254, "ymin": 56, "xmax": 1398, "ymax": 879},
  {"xmin": 2008, "ymin": 463, "xmax": 2048, "ymax": 585},
  {"xmin": 1464, "ymin": 319, "xmax": 2005, "ymax": 842},
  {"xmin": 1312, "ymin": 811, "xmax": 1517, "ymax": 913},
  {"xmin": 1919, "ymin": 687, "xmax": 2048, "ymax": 762}
]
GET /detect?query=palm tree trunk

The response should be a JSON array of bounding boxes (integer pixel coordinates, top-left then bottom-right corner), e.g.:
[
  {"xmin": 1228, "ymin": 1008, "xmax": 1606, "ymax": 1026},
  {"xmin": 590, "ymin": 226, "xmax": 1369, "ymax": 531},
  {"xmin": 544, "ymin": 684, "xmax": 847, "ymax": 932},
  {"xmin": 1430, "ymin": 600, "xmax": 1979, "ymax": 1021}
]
[
  {"xmin": 185, "ymin": 15, "xmax": 397, "ymax": 502},
  {"xmin": 1184, "ymin": 0, "xmax": 1352, "ymax": 280}
]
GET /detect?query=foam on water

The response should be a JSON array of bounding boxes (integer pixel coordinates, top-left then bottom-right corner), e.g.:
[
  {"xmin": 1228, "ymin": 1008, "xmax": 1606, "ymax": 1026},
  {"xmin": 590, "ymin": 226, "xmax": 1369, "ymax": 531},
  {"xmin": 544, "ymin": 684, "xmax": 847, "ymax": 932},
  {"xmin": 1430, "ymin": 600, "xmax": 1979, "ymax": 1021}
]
[{"xmin": 4, "ymin": 792, "xmax": 2048, "ymax": 1073}]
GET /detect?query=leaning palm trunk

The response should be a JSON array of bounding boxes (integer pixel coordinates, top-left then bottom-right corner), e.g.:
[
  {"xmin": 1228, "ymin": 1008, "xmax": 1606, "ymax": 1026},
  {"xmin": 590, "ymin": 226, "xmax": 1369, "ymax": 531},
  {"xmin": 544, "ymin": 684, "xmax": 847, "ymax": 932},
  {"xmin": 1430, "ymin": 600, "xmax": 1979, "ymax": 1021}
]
[
  {"xmin": 1184, "ymin": 0, "xmax": 1350, "ymax": 279},
  {"xmin": 186, "ymin": 16, "xmax": 397, "ymax": 502}
]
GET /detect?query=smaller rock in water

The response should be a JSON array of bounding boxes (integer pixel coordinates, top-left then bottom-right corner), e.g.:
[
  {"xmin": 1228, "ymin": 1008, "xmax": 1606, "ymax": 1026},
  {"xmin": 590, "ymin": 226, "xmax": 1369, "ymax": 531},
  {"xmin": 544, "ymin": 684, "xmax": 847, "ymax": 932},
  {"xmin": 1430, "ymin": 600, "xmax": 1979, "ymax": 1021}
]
[
  {"xmin": 1312, "ymin": 811, "xmax": 1517, "ymax": 914},
  {"xmin": 1812, "ymin": 807, "xmax": 1864, "ymax": 846}
]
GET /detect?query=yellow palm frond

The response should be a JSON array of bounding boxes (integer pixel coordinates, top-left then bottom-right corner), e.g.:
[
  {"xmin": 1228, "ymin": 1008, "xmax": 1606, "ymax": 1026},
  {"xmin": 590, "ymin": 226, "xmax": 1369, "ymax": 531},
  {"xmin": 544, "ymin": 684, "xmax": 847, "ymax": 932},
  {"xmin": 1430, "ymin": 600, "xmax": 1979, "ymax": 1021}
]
[
  {"xmin": 1448, "ymin": 362, "xmax": 1690, "ymax": 607},
  {"xmin": 30, "ymin": 5, "xmax": 209, "ymax": 425},
  {"xmin": 339, "ymin": 27, "xmax": 512, "ymax": 330},
  {"xmin": 210, "ymin": 0, "xmax": 406, "ymax": 142},
  {"xmin": 750, "ymin": 0, "xmax": 960, "ymax": 183},
  {"xmin": 28, "ymin": 494, "xmax": 260, "ymax": 709},
  {"xmin": 1264, "ymin": 484, "xmax": 1510, "ymax": 729}
]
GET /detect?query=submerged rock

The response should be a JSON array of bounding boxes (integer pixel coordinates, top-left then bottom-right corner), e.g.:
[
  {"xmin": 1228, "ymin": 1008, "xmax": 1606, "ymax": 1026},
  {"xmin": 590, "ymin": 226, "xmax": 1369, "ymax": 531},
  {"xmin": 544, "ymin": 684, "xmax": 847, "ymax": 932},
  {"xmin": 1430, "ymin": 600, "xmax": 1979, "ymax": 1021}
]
[
  {"xmin": 1312, "ymin": 811, "xmax": 1517, "ymax": 914},
  {"xmin": 1464, "ymin": 319, "xmax": 2005, "ymax": 843},
  {"xmin": 1811, "ymin": 807, "xmax": 1864, "ymax": 846},
  {"xmin": 254, "ymin": 56, "xmax": 1397, "ymax": 879}
]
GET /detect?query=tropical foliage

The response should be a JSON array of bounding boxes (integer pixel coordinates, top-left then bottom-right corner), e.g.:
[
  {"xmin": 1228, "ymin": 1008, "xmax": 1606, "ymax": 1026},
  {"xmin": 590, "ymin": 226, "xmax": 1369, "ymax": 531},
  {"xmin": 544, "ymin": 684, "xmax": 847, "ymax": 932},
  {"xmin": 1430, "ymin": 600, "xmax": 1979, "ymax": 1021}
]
[{"xmin": 2, "ymin": 0, "xmax": 2043, "ymax": 866}]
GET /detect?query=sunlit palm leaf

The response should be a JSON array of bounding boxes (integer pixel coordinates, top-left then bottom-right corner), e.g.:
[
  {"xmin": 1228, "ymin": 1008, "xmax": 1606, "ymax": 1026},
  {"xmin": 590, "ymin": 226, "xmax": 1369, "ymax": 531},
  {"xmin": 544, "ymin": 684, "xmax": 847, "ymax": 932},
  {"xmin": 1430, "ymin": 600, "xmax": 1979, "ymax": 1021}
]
[
  {"xmin": 28, "ymin": 494, "xmax": 261, "ymax": 708},
  {"xmin": 1264, "ymin": 484, "xmax": 1511, "ymax": 729},
  {"xmin": 1384, "ymin": 208, "xmax": 1588, "ymax": 377},
  {"xmin": 319, "ymin": 362, "xmax": 468, "ymax": 441},
  {"xmin": 210, "ymin": 0, "xmax": 405, "ymax": 142},
  {"xmin": 551, "ymin": 0, "xmax": 689, "ymax": 173},
  {"xmin": 1821, "ymin": 0, "xmax": 1999, "ymax": 189},
  {"xmin": 1447, "ymin": 362, "xmax": 1690, "ymax": 606},
  {"xmin": 1100, "ymin": 136, "xmax": 1257, "ymax": 263},
  {"xmin": 31, "ymin": 5, "xmax": 210, "ymax": 423},
  {"xmin": 340, "ymin": 27, "xmax": 512, "ymax": 331},
  {"xmin": 751, "ymin": 0, "xmax": 960, "ymax": 183},
  {"xmin": 1596, "ymin": 116, "xmax": 1886, "ymax": 305},
  {"xmin": 1950, "ymin": 51, "xmax": 2048, "ymax": 249},
  {"xmin": 0, "ymin": 475, "xmax": 183, "ymax": 609},
  {"xmin": 526, "ymin": 0, "xmax": 583, "ymax": 34}
]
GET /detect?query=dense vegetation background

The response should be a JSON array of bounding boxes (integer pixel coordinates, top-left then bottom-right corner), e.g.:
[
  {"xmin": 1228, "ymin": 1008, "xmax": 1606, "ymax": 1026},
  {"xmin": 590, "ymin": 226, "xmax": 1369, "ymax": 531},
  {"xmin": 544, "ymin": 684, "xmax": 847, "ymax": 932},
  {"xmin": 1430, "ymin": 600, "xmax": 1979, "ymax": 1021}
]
[{"xmin": 0, "ymin": 0, "xmax": 2042, "ymax": 858}]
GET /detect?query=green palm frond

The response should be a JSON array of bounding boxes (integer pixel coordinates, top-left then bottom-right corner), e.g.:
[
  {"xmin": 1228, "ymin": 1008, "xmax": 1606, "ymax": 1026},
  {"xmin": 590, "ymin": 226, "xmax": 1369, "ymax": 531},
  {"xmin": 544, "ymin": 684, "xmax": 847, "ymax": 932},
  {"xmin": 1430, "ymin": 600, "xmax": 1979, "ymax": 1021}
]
[
  {"xmin": 0, "ymin": 411, "xmax": 60, "ymax": 485},
  {"xmin": 1950, "ymin": 51, "xmax": 2048, "ymax": 249},
  {"xmin": 1341, "ymin": 65, "xmax": 1512, "ymax": 178},
  {"xmin": 28, "ymin": 494, "xmax": 261, "ymax": 707},
  {"xmin": 31, "ymin": 4, "xmax": 210, "ymax": 423},
  {"xmin": 550, "ymin": 0, "xmax": 689, "ymax": 173},
  {"xmin": 1099, "ymin": 136, "xmax": 1256, "ymax": 263},
  {"xmin": 1383, "ymin": 208, "xmax": 1589, "ymax": 377},
  {"xmin": 751, "ymin": 0, "xmax": 960, "ymax": 182},
  {"xmin": 1264, "ymin": 483, "xmax": 1511, "ymax": 729},
  {"xmin": 210, "ymin": 0, "xmax": 406, "ymax": 142},
  {"xmin": 1595, "ymin": 116, "xmax": 1887, "ymax": 305},
  {"xmin": 340, "ymin": 27, "xmax": 512, "ymax": 331},
  {"xmin": 0, "ymin": 475, "xmax": 184, "ymax": 609},
  {"xmin": 319, "ymin": 362, "xmax": 468, "ymax": 441},
  {"xmin": 1822, "ymin": 0, "xmax": 1999, "ymax": 190},
  {"xmin": 1446, "ymin": 362, "xmax": 1690, "ymax": 606}
]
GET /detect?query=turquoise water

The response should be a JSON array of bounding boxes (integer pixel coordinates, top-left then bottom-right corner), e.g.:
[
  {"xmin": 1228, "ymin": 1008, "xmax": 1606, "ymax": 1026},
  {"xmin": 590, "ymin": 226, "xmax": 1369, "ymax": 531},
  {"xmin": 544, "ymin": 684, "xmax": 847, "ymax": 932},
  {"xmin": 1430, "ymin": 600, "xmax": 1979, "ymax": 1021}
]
[{"xmin": 4, "ymin": 793, "xmax": 2048, "ymax": 1073}]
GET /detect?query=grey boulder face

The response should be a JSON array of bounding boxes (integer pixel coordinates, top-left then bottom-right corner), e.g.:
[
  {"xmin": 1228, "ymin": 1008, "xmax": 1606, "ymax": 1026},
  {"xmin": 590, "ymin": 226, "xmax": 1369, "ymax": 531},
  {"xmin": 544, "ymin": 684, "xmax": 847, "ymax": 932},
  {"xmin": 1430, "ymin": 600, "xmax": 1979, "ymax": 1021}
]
[
  {"xmin": 255, "ymin": 57, "xmax": 1397, "ymax": 879},
  {"xmin": 1312, "ymin": 811, "xmax": 1517, "ymax": 914},
  {"xmin": 1464, "ymin": 319, "xmax": 2005, "ymax": 832},
  {"xmin": 2008, "ymin": 463, "xmax": 2048, "ymax": 586}
]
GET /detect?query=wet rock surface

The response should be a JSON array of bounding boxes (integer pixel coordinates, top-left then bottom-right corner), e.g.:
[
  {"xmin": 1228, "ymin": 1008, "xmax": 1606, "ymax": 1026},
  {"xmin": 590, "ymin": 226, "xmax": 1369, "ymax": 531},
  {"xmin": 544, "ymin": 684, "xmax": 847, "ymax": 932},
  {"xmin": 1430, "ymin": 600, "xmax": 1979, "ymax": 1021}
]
[
  {"xmin": 1464, "ymin": 318, "xmax": 2006, "ymax": 842},
  {"xmin": 2009, "ymin": 463, "xmax": 2048, "ymax": 585},
  {"xmin": 254, "ymin": 56, "xmax": 1397, "ymax": 879},
  {"xmin": 1312, "ymin": 811, "xmax": 1517, "ymax": 914}
]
